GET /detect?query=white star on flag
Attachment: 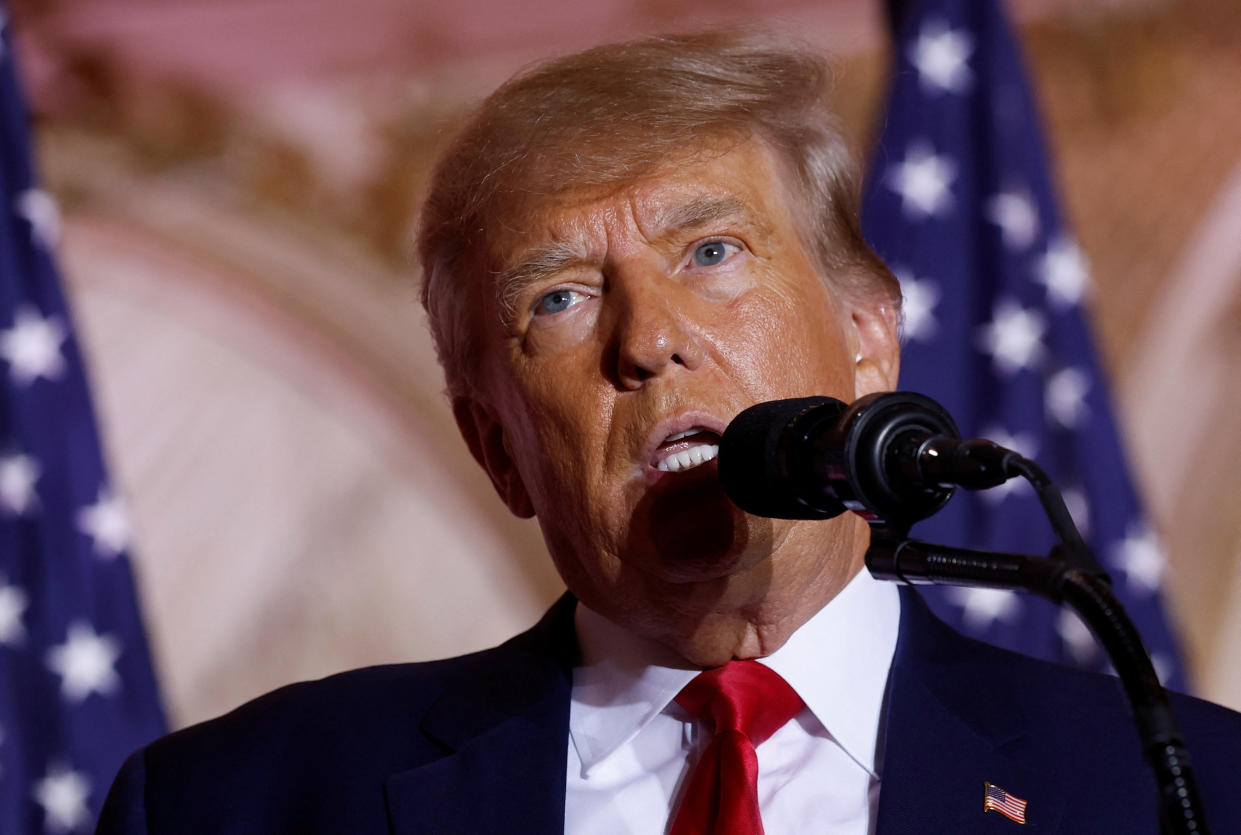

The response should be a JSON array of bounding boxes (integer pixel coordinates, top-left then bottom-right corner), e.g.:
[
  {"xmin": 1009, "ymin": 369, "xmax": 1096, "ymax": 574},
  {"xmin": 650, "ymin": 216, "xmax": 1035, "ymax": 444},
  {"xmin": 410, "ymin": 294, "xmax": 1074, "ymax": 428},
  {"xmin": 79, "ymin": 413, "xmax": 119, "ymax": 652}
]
[
  {"xmin": 0, "ymin": 578, "xmax": 28, "ymax": 645},
  {"xmin": 894, "ymin": 268, "xmax": 940, "ymax": 343},
  {"xmin": 33, "ymin": 764, "xmax": 92, "ymax": 832},
  {"xmin": 986, "ymin": 188, "xmax": 1039, "ymax": 250},
  {"xmin": 1056, "ymin": 608, "xmax": 1097, "ymax": 664},
  {"xmin": 886, "ymin": 141, "xmax": 957, "ymax": 220},
  {"xmin": 977, "ymin": 299, "xmax": 1046, "ymax": 375},
  {"xmin": 1045, "ymin": 367, "xmax": 1091, "ymax": 428},
  {"xmin": 909, "ymin": 19, "xmax": 974, "ymax": 94},
  {"xmin": 16, "ymin": 188, "xmax": 62, "ymax": 249},
  {"xmin": 45, "ymin": 621, "xmax": 122, "ymax": 703},
  {"xmin": 76, "ymin": 487, "xmax": 132, "ymax": 558},
  {"xmin": 947, "ymin": 586, "xmax": 1021, "ymax": 631},
  {"xmin": 0, "ymin": 451, "xmax": 40, "ymax": 515},
  {"xmin": 1112, "ymin": 522, "xmax": 1167, "ymax": 595},
  {"xmin": 0, "ymin": 306, "xmax": 67, "ymax": 385},
  {"xmin": 1035, "ymin": 235, "xmax": 1089, "ymax": 308}
]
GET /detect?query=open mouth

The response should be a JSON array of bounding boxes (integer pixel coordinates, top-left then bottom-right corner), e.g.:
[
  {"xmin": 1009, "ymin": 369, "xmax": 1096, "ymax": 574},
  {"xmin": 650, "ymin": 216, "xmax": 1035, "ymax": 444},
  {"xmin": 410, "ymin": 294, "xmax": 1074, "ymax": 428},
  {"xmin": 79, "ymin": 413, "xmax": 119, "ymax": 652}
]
[{"xmin": 653, "ymin": 427, "xmax": 722, "ymax": 473}]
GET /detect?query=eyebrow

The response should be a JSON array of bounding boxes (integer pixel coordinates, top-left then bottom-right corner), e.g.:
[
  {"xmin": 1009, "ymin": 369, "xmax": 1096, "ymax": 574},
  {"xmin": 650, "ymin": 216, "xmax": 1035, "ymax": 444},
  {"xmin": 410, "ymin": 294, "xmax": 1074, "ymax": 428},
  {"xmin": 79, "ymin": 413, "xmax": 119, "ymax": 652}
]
[
  {"xmin": 494, "ymin": 241, "xmax": 589, "ymax": 322},
  {"xmin": 655, "ymin": 195, "xmax": 750, "ymax": 237},
  {"xmin": 493, "ymin": 195, "xmax": 756, "ymax": 320}
]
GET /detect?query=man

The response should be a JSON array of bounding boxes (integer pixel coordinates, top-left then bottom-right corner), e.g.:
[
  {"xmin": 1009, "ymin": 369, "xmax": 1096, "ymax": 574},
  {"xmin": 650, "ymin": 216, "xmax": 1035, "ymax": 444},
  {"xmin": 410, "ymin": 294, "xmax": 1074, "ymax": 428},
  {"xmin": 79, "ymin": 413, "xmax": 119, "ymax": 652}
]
[{"xmin": 99, "ymin": 31, "xmax": 1241, "ymax": 834}]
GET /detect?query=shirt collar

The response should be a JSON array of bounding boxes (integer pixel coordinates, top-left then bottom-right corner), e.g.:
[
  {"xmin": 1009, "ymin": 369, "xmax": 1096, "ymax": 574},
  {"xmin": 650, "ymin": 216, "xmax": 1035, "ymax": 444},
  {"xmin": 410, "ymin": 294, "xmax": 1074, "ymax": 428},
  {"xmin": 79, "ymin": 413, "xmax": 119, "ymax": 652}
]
[
  {"xmin": 569, "ymin": 568, "xmax": 901, "ymax": 777},
  {"xmin": 760, "ymin": 568, "xmax": 901, "ymax": 777},
  {"xmin": 569, "ymin": 602, "xmax": 699, "ymax": 772}
]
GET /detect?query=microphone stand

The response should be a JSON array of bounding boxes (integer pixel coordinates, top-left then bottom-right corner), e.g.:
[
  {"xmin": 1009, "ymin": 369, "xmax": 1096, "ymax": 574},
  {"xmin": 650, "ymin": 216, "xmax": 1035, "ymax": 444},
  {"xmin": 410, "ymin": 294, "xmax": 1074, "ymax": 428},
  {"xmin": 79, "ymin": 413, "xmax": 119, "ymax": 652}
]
[
  {"xmin": 866, "ymin": 529, "xmax": 1210, "ymax": 834},
  {"xmin": 718, "ymin": 390, "xmax": 1211, "ymax": 831}
]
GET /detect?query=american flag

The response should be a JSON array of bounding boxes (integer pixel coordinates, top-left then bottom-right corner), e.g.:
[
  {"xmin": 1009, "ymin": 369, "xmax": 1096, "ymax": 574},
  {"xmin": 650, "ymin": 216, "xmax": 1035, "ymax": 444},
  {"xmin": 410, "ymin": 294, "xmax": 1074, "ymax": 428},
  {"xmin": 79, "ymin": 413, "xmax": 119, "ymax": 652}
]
[
  {"xmin": 0, "ymin": 7, "xmax": 166, "ymax": 832},
  {"xmin": 860, "ymin": 0, "xmax": 1185, "ymax": 689},
  {"xmin": 984, "ymin": 782, "xmax": 1028, "ymax": 824}
]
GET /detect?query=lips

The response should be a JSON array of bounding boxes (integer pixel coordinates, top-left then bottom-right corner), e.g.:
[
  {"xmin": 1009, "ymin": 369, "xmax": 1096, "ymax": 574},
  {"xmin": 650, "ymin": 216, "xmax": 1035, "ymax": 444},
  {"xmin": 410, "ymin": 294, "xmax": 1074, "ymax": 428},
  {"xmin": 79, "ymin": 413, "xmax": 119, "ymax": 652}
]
[{"xmin": 651, "ymin": 426, "xmax": 723, "ymax": 473}]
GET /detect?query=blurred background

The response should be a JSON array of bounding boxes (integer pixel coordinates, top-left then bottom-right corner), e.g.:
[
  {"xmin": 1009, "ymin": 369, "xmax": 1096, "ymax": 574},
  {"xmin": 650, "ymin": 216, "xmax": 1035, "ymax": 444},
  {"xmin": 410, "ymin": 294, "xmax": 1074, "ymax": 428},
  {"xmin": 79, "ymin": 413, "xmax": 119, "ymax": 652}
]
[{"xmin": 7, "ymin": 0, "xmax": 1241, "ymax": 735}]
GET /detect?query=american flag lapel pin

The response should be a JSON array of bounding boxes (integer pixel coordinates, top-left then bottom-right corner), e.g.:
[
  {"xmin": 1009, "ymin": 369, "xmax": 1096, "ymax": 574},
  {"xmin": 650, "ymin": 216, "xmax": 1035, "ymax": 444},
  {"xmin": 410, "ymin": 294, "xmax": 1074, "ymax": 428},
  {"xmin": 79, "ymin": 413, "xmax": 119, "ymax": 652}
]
[{"xmin": 983, "ymin": 782, "xmax": 1028, "ymax": 825}]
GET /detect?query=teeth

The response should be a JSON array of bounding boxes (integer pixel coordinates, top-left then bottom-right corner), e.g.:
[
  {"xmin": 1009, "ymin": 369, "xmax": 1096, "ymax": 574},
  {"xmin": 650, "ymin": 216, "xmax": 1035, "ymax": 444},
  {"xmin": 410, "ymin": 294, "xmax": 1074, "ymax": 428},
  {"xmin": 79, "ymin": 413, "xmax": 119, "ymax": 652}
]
[
  {"xmin": 665, "ymin": 428, "xmax": 701, "ymax": 443},
  {"xmin": 656, "ymin": 444, "xmax": 719, "ymax": 473}
]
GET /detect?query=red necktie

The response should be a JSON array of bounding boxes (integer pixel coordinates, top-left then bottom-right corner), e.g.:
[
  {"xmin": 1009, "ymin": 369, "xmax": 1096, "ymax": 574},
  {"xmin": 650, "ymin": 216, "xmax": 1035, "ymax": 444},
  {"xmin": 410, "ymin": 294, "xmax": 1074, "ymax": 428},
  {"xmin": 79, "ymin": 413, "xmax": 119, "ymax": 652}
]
[{"xmin": 669, "ymin": 660, "xmax": 805, "ymax": 835}]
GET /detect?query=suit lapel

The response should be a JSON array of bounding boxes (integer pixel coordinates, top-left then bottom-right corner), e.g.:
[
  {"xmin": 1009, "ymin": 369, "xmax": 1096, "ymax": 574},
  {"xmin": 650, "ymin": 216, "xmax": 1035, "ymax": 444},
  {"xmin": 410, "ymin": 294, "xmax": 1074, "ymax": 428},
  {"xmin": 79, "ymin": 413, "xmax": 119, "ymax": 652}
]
[
  {"xmin": 382, "ymin": 585, "xmax": 1075, "ymax": 832},
  {"xmin": 876, "ymin": 588, "xmax": 1067, "ymax": 833},
  {"xmin": 385, "ymin": 594, "xmax": 578, "ymax": 835}
]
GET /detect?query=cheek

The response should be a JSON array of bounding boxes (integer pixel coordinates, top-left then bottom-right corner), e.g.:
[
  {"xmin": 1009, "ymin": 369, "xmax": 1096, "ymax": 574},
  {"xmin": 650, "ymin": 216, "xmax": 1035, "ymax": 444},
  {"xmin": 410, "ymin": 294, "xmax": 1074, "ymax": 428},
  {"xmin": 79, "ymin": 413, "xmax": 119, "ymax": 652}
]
[
  {"xmin": 506, "ymin": 357, "xmax": 617, "ymax": 498},
  {"xmin": 720, "ymin": 282, "xmax": 856, "ymax": 398}
]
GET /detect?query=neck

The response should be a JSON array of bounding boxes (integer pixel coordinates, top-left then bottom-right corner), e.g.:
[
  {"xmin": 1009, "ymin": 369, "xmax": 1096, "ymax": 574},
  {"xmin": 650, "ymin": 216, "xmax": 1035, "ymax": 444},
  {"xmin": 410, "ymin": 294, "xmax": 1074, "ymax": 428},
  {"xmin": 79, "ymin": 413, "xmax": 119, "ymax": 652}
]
[{"xmin": 589, "ymin": 514, "xmax": 870, "ymax": 668}]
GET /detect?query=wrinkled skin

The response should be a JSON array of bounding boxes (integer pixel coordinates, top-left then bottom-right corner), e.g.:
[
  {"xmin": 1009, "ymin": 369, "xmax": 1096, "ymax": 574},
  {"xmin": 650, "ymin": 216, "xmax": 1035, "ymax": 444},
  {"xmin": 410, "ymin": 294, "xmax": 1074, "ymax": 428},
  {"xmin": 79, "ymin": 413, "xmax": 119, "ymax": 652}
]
[{"xmin": 452, "ymin": 139, "xmax": 900, "ymax": 666}]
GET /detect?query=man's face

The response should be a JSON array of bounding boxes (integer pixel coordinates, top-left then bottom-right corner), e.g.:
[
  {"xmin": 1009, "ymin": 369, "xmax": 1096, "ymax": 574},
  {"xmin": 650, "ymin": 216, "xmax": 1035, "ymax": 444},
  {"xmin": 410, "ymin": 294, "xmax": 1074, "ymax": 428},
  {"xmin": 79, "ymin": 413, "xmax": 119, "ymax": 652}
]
[{"xmin": 455, "ymin": 138, "xmax": 899, "ymax": 643}]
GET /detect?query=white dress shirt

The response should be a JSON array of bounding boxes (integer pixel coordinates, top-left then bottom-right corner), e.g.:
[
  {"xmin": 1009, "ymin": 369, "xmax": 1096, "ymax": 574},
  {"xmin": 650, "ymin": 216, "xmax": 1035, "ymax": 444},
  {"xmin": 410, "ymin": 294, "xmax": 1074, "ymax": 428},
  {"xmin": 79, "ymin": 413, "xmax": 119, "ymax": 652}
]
[{"xmin": 565, "ymin": 569, "xmax": 901, "ymax": 834}]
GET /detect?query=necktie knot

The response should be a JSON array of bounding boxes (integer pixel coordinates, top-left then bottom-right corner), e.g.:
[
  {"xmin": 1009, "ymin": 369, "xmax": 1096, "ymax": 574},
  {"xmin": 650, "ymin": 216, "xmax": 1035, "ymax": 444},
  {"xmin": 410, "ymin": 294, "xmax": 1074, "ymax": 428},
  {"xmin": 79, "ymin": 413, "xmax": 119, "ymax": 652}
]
[
  {"xmin": 670, "ymin": 660, "xmax": 804, "ymax": 835},
  {"xmin": 675, "ymin": 659, "xmax": 803, "ymax": 745}
]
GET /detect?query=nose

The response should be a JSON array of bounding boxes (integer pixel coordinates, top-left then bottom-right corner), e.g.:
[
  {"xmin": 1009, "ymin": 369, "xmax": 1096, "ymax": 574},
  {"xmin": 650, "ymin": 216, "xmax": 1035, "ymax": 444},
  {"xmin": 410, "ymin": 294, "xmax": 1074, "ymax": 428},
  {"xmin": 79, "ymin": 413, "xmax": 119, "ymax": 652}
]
[{"xmin": 610, "ymin": 275, "xmax": 704, "ymax": 390}]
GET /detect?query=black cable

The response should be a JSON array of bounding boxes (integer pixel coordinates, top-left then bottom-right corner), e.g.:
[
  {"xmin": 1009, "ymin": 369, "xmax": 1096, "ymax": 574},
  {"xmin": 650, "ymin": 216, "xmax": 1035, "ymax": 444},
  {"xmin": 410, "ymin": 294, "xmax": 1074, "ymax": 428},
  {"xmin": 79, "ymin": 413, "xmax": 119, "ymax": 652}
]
[{"xmin": 1002, "ymin": 453, "xmax": 1108, "ymax": 578}]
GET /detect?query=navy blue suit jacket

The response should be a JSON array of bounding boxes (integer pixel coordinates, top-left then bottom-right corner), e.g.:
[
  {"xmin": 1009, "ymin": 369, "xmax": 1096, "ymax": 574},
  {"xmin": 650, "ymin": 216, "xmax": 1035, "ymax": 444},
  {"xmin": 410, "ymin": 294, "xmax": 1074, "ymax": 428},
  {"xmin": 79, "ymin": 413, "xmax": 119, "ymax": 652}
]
[{"xmin": 98, "ymin": 588, "xmax": 1241, "ymax": 833}]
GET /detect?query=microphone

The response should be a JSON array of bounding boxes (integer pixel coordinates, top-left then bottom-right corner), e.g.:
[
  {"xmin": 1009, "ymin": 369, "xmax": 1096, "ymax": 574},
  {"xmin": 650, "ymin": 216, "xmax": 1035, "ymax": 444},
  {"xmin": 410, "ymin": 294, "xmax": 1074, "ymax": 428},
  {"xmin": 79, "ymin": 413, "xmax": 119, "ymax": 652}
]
[{"xmin": 718, "ymin": 391, "xmax": 1017, "ymax": 527}]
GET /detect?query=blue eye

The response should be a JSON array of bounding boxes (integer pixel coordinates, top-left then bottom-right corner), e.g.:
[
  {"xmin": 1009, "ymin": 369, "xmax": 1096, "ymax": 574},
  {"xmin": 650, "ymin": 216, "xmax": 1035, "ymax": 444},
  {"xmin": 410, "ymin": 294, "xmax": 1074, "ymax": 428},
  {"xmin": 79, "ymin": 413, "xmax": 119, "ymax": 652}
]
[
  {"xmin": 692, "ymin": 240, "xmax": 735, "ymax": 267},
  {"xmin": 535, "ymin": 289, "xmax": 580, "ymax": 316}
]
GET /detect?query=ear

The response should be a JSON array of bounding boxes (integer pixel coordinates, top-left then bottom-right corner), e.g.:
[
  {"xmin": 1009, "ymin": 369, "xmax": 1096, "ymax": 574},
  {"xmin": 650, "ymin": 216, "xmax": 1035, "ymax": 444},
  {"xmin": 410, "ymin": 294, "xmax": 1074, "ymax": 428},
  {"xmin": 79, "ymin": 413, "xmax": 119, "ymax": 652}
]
[
  {"xmin": 451, "ymin": 396, "xmax": 536, "ymax": 519},
  {"xmin": 849, "ymin": 299, "xmax": 901, "ymax": 399}
]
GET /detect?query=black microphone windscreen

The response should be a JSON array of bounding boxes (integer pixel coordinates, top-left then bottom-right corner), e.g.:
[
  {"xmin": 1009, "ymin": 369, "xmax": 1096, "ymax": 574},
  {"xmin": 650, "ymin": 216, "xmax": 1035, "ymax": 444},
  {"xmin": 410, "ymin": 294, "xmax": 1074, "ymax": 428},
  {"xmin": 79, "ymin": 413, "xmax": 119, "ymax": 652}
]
[{"xmin": 718, "ymin": 396, "xmax": 847, "ymax": 520}]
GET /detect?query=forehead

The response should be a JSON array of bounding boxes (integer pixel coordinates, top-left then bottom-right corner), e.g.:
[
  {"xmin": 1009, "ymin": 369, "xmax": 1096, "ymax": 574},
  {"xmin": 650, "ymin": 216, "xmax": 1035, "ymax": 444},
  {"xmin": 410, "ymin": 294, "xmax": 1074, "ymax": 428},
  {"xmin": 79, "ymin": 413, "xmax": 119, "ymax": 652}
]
[{"xmin": 485, "ymin": 139, "xmax": 800, "ymax": 267}]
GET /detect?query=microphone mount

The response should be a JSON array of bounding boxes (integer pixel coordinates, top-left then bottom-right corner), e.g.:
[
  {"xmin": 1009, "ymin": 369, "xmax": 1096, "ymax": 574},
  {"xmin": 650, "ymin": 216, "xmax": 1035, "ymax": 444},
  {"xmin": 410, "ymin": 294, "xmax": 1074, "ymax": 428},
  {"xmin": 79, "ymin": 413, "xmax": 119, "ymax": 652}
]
[
  {"xmin": 866, "ymin": 531, "xmax": 1209, "ymax": 835},
  {"xmin": 830, "ymin": 391, "xmax": 961, "ymax": 528}
]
